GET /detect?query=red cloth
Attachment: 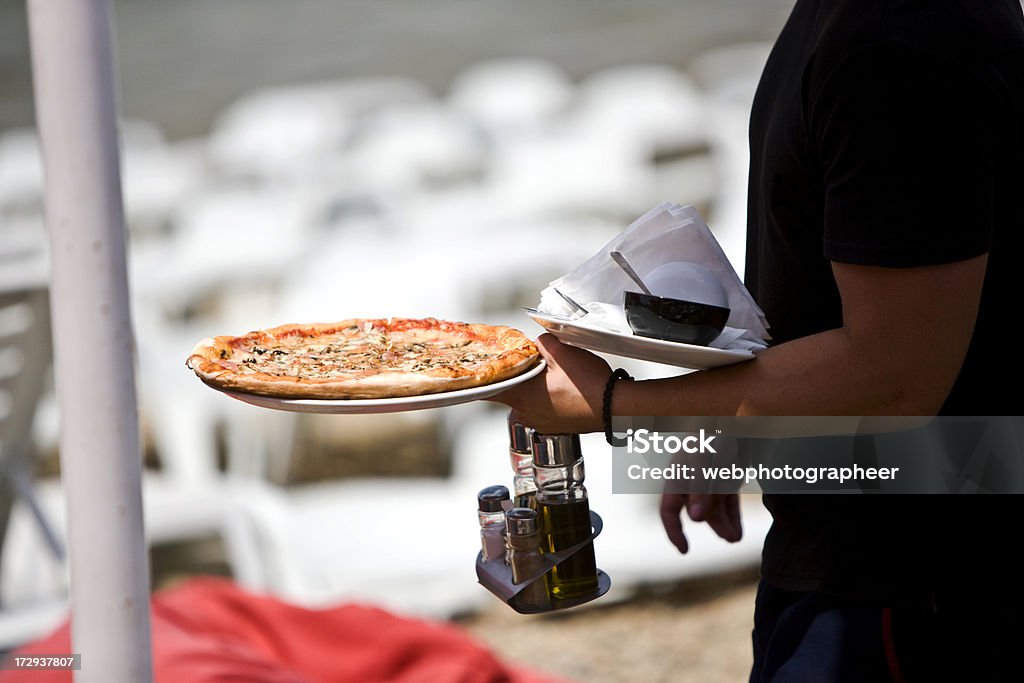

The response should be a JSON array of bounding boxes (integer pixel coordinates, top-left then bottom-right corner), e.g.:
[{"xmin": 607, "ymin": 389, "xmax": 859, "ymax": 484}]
[{"xmin": 1, "ymin": 578, "xmax": 567, "ymax": 683}]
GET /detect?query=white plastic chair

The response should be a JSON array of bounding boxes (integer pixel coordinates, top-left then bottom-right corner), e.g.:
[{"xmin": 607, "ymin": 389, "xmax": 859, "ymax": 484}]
[
  {"xmin": 0, "ymin": 129, "xmax": 44, "ymax": 216},
  {"xmin": 575, "ymin": 64, "xmax": 709, "ymax": 154},
  {"xmin": 345, "ymin": 103, "xmax": 485, "ymax": 194},
  {"xmin": 0, "ymin": 279, "xmax": 67, "ymax": 649},
  {"xmin": 207, "ymin": 77, "xmax": 431, "ymax": 183},
  {"xmin": 448, "ymin": 58, "xmax": 574, "ymax": 143}
]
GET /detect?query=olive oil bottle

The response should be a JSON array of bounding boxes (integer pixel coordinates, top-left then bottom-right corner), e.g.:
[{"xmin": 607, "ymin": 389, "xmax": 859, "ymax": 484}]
[{"xmin": 532, "ymin": 432, "xmax": 599, "ymax": 600}]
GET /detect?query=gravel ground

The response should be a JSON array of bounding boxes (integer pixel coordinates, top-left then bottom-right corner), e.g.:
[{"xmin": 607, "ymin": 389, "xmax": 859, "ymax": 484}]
[{"xmin": 458, "ymin": 569, "xmax": 759, "ymax": 683}]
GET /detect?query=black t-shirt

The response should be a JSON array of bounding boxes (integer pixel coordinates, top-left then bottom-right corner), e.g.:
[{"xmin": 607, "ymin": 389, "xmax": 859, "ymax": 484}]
[{"xmin": 746, "ymin": 0, "xmax": 1024, "ymax": 601}]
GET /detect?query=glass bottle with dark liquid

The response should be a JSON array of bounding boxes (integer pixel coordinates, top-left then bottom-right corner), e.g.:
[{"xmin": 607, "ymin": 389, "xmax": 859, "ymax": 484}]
[
  {"xmin": 505, "ymin": 507, "xmax": 550, "ymax": 611},
  {"xmin": 507, "ymin": 413, "xmax": 538, "ymax": 509},
  {"xmin": 532, "ymin": 432, "xmax": 599, "ymax": 600}
]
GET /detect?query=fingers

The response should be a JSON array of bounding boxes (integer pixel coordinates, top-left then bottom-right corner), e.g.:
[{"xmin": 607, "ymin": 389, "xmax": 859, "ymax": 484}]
[
  {"xmin": 490, "ymin": 334, "xmax": 610, "ymax": 432},
  {"xmin": 534, "ymin": 334, "xmax": 582, "ymax": 374},
  {"xmin": 693, "ymin": 493, "xmax": 744, "ymax": 543},
  {"xmin": 490, "ymin": 335, "xmax": 571, "ymax": 407},
  {"xmin": 528, "ymin": 334, "xmax": 562, "ymax": 370},
  {"xmin": 486, "ymin": 355, "xmax": 551, "ymax": 408},
  {"xmin": 536, "ymin": 333, "xmax": 611, "ymax": 375},
  {"xmin": 659, "ymin": 493, "xmax": 689, "ymax": 554},
  {"xmin": 686, "ymin": 493, "xmax": 713, "ymax": 522},
  {"xmin": 661, "ymin": 493, "xmax": 744, "ymax": 554},
  {"xmin": 534, "ymin": 332, "xmax": 566, "ymax": 357}
]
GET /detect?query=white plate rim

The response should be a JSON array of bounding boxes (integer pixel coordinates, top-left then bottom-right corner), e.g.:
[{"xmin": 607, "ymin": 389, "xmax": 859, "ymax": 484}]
[{"xmin": 526, "ymin": 310, "xmax": 754, "ymax": 366}]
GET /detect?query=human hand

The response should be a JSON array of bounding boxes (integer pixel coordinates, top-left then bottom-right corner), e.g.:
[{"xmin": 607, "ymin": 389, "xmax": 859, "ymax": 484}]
[
  {"xmin": 659, "ymin": 493, "xmax": 743, "ymax": 554},
  {"xmin": 491, "ymin": 333, "xmax": 611, "ymax": 434}
]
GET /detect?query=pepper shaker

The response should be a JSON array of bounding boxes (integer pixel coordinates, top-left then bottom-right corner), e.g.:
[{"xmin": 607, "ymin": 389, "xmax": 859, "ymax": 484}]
[{"xmin": 505, "ymin": 507, "xmax": 550, "ymax": 610}]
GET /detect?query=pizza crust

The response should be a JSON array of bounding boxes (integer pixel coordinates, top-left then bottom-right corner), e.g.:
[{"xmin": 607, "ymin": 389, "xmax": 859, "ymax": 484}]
[{"xmin": 186, "ymin": 318, "xmax": 540, "ymax": 399}]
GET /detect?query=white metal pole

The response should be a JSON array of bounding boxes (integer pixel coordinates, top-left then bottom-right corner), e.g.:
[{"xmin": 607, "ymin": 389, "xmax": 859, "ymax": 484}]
[{"xmin": 26, "ymin": 1, "xmax": 153, "ymax": 681}]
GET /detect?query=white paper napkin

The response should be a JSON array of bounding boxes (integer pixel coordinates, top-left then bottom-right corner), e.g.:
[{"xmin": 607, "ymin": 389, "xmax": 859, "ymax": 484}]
[{"xmin": 538, "ymin": 202, "xmax": 770, "ymax": 352}]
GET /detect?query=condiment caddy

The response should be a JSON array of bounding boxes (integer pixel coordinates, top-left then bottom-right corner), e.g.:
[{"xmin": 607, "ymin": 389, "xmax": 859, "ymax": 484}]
[{"xmin": 474, "ymin": 415, "xmax": 611, "ymax": 614}]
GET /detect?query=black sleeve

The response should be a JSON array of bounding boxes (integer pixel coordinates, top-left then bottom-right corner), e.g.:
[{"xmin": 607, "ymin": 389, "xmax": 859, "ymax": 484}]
[{"xmin": 809, "ymin": 42, "xmax": 1001, "ymax": 267}]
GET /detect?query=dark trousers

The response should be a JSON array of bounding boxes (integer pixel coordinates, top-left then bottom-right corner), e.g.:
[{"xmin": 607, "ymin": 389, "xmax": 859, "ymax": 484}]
[{"xmin": 750, "ymin": 580, "xmax": 1022, "ymax": 682}]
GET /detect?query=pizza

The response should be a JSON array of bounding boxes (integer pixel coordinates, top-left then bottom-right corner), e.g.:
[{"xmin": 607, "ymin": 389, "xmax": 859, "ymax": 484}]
[{"xmin": 185, "ymin": 317, "xmax": 540, "ymax": 399}]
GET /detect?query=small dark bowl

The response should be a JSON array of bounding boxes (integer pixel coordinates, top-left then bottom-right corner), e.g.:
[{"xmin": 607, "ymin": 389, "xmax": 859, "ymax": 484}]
[{"xmin": 624, "ymin": 291, "xmax": 730, "ymax": 346}]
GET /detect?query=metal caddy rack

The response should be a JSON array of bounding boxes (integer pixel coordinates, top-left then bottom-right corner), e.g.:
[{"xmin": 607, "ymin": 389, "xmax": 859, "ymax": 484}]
[{"xmin": 475, "ymin": 510, "xmax": 610, "ymax": 614}]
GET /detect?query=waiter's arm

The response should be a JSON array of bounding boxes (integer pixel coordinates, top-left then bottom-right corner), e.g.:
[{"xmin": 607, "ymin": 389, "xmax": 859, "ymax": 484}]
[{"xmin": 496, "ymin": 254, "xmax": 987, "ymax": 432}]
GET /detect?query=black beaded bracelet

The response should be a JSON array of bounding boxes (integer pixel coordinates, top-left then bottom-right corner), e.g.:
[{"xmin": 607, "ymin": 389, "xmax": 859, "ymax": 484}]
[{"xmin": 603, "ymin": 368, "xmax": 632, "ymax": 446}]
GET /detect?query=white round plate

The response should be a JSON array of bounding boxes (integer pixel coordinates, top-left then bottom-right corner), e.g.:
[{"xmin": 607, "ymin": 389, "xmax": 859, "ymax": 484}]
[
  {"xmin": 527, "ymin": 311, "xmax": 754, "ymax": 370},
  {"xmin": 218, "ymin": 360, "xmax": 546, "ymax": 414}
]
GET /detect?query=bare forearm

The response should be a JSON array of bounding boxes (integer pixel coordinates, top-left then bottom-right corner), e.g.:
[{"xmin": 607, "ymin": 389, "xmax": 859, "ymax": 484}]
[
  {"xmin": 613, "ymin": 256, "xmax": 991, "ymax": 419},
  {"xmin": 616, "ymin": 327, "xmax": 942, "ymax": 417},
  {"xmin": 499, "ymin": 259, "xmax": 984, "ymax": 432}
]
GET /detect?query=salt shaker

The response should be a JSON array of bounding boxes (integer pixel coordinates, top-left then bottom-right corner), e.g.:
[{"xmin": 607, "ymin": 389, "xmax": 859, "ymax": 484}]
[{"xmin": 477, "ymin": 485, "xmax": 510, "ymax": 562}]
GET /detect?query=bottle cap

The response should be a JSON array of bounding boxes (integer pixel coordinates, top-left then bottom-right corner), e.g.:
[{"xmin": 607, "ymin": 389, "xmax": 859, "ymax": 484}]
[
  {"xmin": 531, "ymin": 433, "xmax": 582, "ymax": 467},
  {"xmin": 477, "ymin": 485, "xmax": 510, "ymax": 513},
  {"xmin": 507, "ymin": 413, "xmax": 533, "ymax": 453},
  {"xmin": 505, "ymin": 507, "xmax": 539, "ymax": 536}
]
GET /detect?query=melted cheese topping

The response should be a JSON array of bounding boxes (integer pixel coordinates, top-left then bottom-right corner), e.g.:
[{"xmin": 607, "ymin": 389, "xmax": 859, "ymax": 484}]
[{"xmin": 223, "ymin": 329, "xmax": 500, "ymax": 380}]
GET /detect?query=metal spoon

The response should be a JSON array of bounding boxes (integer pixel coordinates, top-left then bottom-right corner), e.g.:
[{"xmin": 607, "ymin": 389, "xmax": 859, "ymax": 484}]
[{"xmin": 610, "ymin": 251, "xmax": 653, "ymax": 295}]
